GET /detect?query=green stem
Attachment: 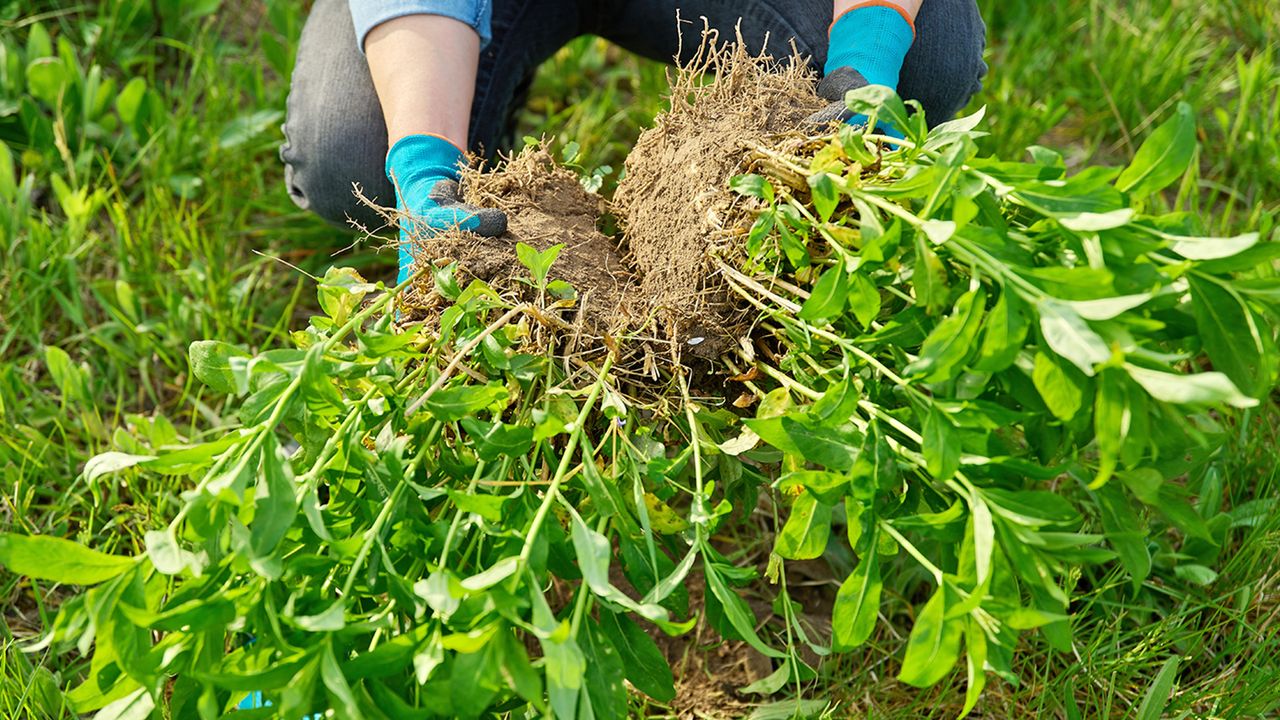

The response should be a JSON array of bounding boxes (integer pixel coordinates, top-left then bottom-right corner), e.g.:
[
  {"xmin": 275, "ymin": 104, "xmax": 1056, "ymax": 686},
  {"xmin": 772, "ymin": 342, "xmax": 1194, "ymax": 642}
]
[{"xmin": 519, "ymin": 354, "xmax": 615, "ymax": 563}]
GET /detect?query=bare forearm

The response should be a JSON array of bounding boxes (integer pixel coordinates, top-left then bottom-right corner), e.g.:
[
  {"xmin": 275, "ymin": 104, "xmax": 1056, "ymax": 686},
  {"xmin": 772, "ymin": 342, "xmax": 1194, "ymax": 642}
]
[
  {"xmin": 364, "ymin": 15, "xmax": 478, "ymax": 150},
  {"xmin": 834, "ymin": 0, "xmax": 923, "ymax": 22}
]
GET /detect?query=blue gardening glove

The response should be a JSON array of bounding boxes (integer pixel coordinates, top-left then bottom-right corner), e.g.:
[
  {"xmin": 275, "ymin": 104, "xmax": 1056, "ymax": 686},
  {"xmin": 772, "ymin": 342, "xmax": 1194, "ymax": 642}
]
[
  {"xmin": 387, "ymin": 134, "xmax": 507, "ymax": 286},
  {"xmin": 806, "ymin": 2, "xmax": 915, "ymax": 134}
]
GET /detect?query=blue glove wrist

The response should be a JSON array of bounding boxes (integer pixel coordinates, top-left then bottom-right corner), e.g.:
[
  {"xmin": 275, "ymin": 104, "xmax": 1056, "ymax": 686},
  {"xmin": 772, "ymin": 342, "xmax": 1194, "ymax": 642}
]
[
  {"xmin": 385, "ymin": 133, "xmax": 465, "ymax": 212},
  {"xmin": 825, "ymin": 4, "xmax": 915, "ymax": 90},
  {"xmin": 386, "ymin": 134, "xmax": 465, "ymax": 286}
]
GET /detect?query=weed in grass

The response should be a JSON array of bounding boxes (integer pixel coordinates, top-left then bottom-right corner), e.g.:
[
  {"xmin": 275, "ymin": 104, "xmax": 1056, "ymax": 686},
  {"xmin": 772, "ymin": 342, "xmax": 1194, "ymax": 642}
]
[{"xmin": 6, "ymin": 44, "xmax": 1279, "ymax": 717}]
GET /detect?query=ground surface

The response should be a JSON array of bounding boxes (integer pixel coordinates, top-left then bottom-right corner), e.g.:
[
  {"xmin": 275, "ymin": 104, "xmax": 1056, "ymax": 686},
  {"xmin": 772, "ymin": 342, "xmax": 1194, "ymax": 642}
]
[{"xmin": 2, "ymin": 0, "xmax": 1279, "ymax": 717}]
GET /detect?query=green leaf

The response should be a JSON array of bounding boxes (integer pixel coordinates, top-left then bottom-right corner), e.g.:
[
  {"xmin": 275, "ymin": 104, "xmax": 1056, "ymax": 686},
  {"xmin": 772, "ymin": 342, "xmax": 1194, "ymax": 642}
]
[
  {"xmin": 906, "ymin": 287, "xmax": 986, "ymax": 381},
  {"xmin": 1092, "ymin": 370, "xmax": 1130, "ymax": 485},
  {"xmin": 1116, "ymin": 102, "xmax": 1195, "ymax": 201},
  {"xmin": 1032, "ymin": 351, "xmax": 1087, "ymax": 421},
  {"xmin": 294, "ymin": 602, "xmax": 346, "ymax": 632},
  {"xmin": 740, "ymin": 660, "xmax": 793, "ymax": 696},
  {"xmin": 425, "ymin": 383, "xmax": 509, "ymax": 421},
  {"xmin": 320, "ymin": 641, "xmax": 362, "ymax": 719},
  {"xmin": 250, "ymin": 437, "xmax": 298, "ymax": 566},
  {"xmin": 219, "ymin": 109, "xmax": 284, "ymax": 150},
  {"xmin": 808, "ymin": 173, "xmax": 840, "ymax": 222},
  {"xmin": 983, "ymin": 488, "xmax": 1081, "ymax": 528},
  {"xmin": 461, "ymin": 557, "xmax": 521, "ymax": 591},
  {"xmin": 144, "ymin": 529, "xmax": 201, "ymax": 576},
  {"xmin": 898, "ymin": 587, "xmax": 964, "ymax": 688},
  {"xmin": 774, "ymin": 492, "xmax": 832, "ymax": 560},
  {"xmin": 922, "ymin": 407, "xmax": 960, "ymax": 481},
  {"xmin": 0, "ymin": 533, "xmax": 133, "ymax": 585},
  {"xmin": 1134, "ymin": 656, "xmax": 1181, "ymax": 720},
  {"xmin": 91, "ymin": 687, "xmax": 155, "ymax": 720},
  {"xmin": 843, "ymin": 84, "xmax": 913, "ymax": 139},
  {"xmin": 1189, "ymin": 276, "xmax": 1268, "ymax": 397},
  {"xmin": 1124, "ymin": 364, "xmax": 1257, "ymax": 408},
  {"xmin": 25, "ymin": 57, "xmax": 68, "ymax": 106},
  {"xmin": 912, "ymin": 233, "xmax": 949, "ymax": 314},
  {"xmin": 598, "ymin": 611, "xmax": 676, "ymax": 702},
  {"xmin": 1096, "ymin": 484, "xmax": 1151, "ymax": 593},
  {"xmin": 568, "ymin": 510, "xmax": 671, "ymax": 624},
  {"xmin": 962, "ymin": 617, "xmax": 987, "ymax": 716},
  {"xmin": 847, "ymin": 272, "xmax": 881, "ymax": 328},
  {"xmin": 744, "ymin": 415, "xmax": 860, "ymax": 471},
  {"xmin": 1068, "ymin": 292, "xmax": 1154, "ymax": 321},
  {"xmin": 1038, "ymin": 299, "xmax": 1110, "ymax": 376},
  {"xmin": 45, "ymin": 345, "xmax": 87, "ymax": 401},
  {"xmin": 703, "ymin": 563, "xmax": 785, "ymax": 658},
  {"xmin": 780, "ymin": 470, "xmax": 848, "ymax": 505},
  {"xmin": 832, "ymin": 549, "xmax": 881, "ymax": 651},
  {"xmin": 798, "ymin": 265, "xmax": 849, "ymax": 321},
  {"xmin": 460, "ymin": 417, "xmax": 534, "ymax": 461},
  {"xmin": 448, "ymin": 490, "xmax": 508, "ymax": 523},
  {"xmin": 730, "ymin": 174, "xmax": 775, "ymax": 202},
  {"xmin": 115, "ymin": 77, "xmax": 147, "ymax": 127},
  {"xmin": 83, "ymin": 452, "xmax": 157, "ymax": 483},
  {"xmin": 516, "ymin": 242, "xmax": 564, "ymax": 288},
  {"xmin": 973, "ymin": 289, "xmax": 1030, "ymax": 372},
  {"xmin": 188, "ymin": 340, "xmax": 249, "ymax": 395},
  {"xmin": 581, "ymin": 619, "xmax": 628, "ymax": 720},
  {"xmin": 1165, "ymin": 231, "xmax": 1260, "ymax": 261},
  {"xmin": 317, "ymin": 266, "xmax": 374, "ymax": 325}
]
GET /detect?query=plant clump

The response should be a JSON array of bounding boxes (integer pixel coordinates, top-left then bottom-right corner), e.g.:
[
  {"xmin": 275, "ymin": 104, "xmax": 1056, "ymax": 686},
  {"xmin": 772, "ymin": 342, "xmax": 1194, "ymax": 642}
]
[{"xmin": 5, "ymin": 39, "xmax": 1279, "ymax": 720}]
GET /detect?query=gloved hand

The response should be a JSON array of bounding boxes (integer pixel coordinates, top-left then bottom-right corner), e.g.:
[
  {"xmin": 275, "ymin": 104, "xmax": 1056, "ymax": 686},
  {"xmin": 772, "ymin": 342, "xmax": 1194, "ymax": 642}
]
[
  {"xmin": 805, "ymin": 3, "xmax": 916, "ymax": 132},
  {"xmin": 387, "ymin": 134, "xmax": 507, "ymax": 285}
]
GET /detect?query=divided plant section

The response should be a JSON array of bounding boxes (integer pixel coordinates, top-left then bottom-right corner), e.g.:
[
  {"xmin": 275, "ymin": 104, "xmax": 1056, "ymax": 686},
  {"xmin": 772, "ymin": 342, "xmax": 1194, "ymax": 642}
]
[{"xmin": 3, "ymin": 84, "xmax": 1278, "ymax": 718}]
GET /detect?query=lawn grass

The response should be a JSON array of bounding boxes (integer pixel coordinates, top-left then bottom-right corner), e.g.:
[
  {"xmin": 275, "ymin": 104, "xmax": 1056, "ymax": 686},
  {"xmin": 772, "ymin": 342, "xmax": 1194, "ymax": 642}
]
[{"xmin": 1, "ymin": 0, "xmax": 1278, "ymax": 717}]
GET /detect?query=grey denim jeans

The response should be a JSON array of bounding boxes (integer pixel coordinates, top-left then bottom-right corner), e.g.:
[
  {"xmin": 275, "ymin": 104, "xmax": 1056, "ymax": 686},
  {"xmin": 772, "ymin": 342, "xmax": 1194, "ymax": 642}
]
[{"xmin": 281, "ymin": 0, "xmax": 987, "ymax": 230}]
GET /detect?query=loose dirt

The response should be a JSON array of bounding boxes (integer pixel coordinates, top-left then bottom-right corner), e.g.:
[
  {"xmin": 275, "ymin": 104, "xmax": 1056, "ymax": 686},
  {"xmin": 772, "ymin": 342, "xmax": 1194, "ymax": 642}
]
[
  {"xmin": 399, "ymin": 148, "xmax": 636, "ymax": 340},
  {"xmin": 399, "ymin": 37, "xmax": 827, "ymax": 373},
  {"xmin": 614, "ymin": 37, "xmax": 825, "ymax": 359}
]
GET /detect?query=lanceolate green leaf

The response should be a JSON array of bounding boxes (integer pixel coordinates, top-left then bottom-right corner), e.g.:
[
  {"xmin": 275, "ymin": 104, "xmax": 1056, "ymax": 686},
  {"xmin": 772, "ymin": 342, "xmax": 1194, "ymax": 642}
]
[
  {"xmin": 832, "ymin": 548, "xmax": 881, "ymax": 651},
  {"xmin": 1032, "ymin": 351, "xmax": 1087, "ymax": 421},
  {"xmin": 598, "ymin": 611, "xmax": 676, "ymax": 702},
  {"xmin": 703, "ymin": 563, "xmax": 786, "ymax": 659},
  {"xmin": 424, "ymin": 383, "xmax": 509, "ymax": 421},
  {"xmin": 1038, "ymin": 300, "xmax": 1110, "ymax": 376},
  {"xmin": 922, "ymin": 407, "xmax": 961, "ymax": 482},
  {"xmin": 1125, "ymin": 364, "xmax": 1257, "ymax": 408},
  {"xmin": 962, "ymin": 617, "xmax": 987, "ymax": 716},
  {"xmin": 250, "ymin": 436, "xmax": 298, "ymax": 564},
  {"xmin": 898, "ymin": 586, "xmax": 964, "ymax": 688},
  {"xmin": 0, "ymin": 533, "xmax": 134, "ymax": 585},
  {"xmin": 1189, "ymin": 276, "xmax": 1269, "ymax": 397},
  {"xmin": 798, "ymin": 265, "xmax": 849, "ymax": 321},
  {"xmin": 906, "ymin": 287, "xmax": 986, "ymax": 382},
  {"xmin": 1115, "ymin": 102, "xmax": 1196, "ymax": 201},
  {"xmin": 774, "ymin": 491, "xmax": 832, "ymax": 560},
  {"xmin": 973, "ymin": 288, "xmax": 1029, "ymax": 372}
]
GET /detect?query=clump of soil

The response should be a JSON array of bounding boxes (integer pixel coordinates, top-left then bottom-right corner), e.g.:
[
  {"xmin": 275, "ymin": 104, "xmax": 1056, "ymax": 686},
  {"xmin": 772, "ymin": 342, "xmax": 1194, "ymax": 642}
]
[
  {"xmin": 400, "ymin": 148, "xmax": 637, "ymax": 342},
  {"xmin": 613, "ymin": 35, "xmax": 826, "ymax": 357},
  {"xmin": 399, "ymin": 35, "xmax": 826, "ymax": 372}
]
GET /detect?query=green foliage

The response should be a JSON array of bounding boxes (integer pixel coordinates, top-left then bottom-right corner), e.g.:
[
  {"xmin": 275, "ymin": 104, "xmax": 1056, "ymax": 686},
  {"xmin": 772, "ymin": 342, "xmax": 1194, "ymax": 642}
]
[
  {"xmin": 717, "ymin": 85, "xmax": 1279, "ymax": 701},
  {"xmin": 11, "ymin": 84, "xmax": 1277, "ymax": 719}
]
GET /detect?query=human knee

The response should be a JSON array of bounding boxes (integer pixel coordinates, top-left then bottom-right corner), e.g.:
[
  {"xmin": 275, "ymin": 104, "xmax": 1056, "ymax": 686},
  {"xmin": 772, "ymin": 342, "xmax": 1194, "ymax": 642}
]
[{"xmin": 280, "ymin": 109, "xmax": 392, "ymax": 232}]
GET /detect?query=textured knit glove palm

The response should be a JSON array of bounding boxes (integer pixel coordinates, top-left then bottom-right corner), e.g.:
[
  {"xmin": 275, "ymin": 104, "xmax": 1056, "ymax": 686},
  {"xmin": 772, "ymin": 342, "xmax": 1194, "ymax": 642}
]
[
  {"xmin": 806, "ymin": 3, "xmax": 915, "ymax": 132},
  {"xmin": 387, "ymin": 134, "xmax": 507, "ymax": 285}
]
